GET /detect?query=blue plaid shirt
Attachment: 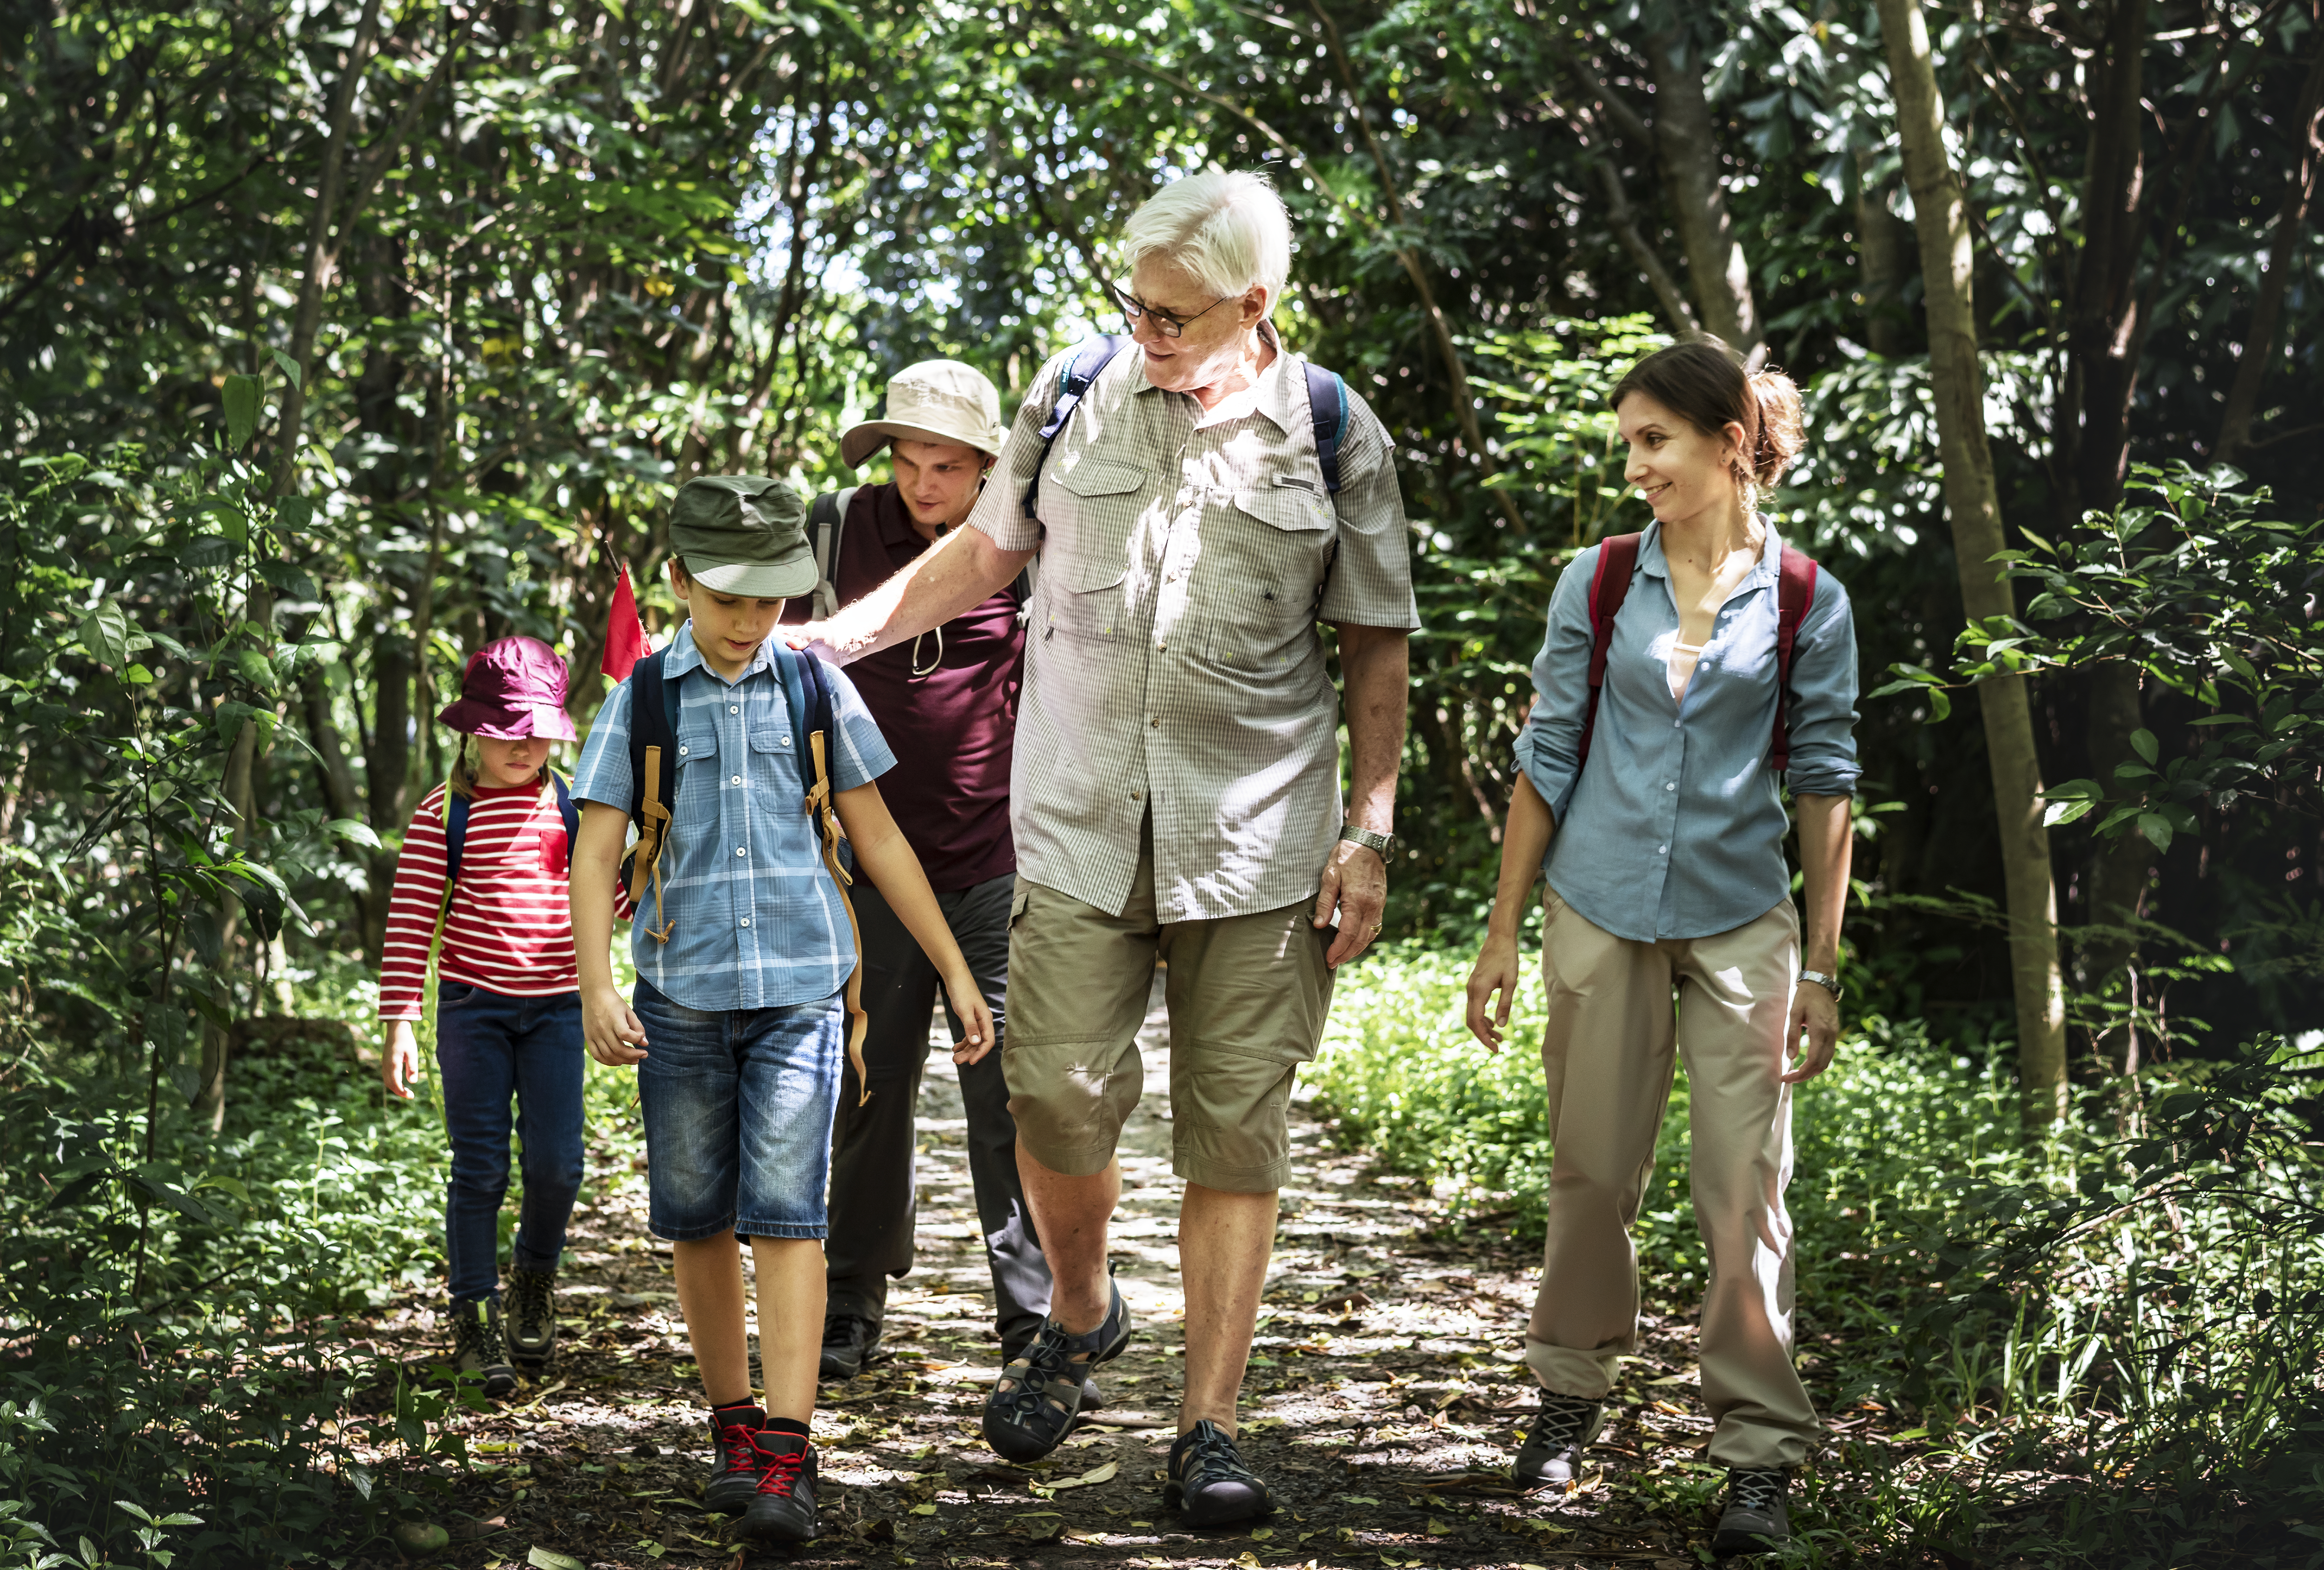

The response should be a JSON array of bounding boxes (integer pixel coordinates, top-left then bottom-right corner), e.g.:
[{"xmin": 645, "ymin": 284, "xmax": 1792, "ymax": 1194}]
[{"xmin": 572, "ymin": 622, "xmax": 896, "ymax": 1012}]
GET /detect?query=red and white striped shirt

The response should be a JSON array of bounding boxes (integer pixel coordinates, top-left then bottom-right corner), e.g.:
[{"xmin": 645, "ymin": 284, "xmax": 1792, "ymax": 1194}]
[{"xmin": 378, "ymin": 780, "xmax": 601, "ymax": 1020}]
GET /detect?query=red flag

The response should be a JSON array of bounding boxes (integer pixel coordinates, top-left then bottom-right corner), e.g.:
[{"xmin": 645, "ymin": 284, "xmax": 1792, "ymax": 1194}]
[{"xmin": 601, "ymin": 563, "xmax": 648, "ymax": 682}]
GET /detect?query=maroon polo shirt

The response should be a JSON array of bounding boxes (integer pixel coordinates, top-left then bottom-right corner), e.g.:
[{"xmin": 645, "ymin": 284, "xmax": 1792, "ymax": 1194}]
[{"xmin": 781, "ymin": 482, "xmax": 1025, "ymax": 891}]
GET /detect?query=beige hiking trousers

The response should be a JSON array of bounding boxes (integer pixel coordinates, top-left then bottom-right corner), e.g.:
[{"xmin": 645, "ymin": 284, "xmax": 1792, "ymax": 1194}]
[{"xmin": 1523, "ymin": 893, "xmax": 1820, "ymax": 1470}]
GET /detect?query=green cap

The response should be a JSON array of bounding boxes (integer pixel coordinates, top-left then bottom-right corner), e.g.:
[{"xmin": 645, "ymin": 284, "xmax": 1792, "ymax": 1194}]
[{"xmin": 668, "ymin": 475, "xmax": 815, "ymax": 599}]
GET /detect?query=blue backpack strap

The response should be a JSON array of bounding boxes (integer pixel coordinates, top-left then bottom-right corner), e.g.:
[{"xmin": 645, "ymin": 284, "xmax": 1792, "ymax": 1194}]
[
  {"xmin": 1022, "ymin": 334, "xmax": 1135, "ymax": 518},
  {"xmin": 549, "ymin": 771, "xmax": 578, "ymax": 864},
  {"xmin": 621, "ymin": 647, "xmax": 681, "ymax": 943},
  {"xmin": 1302, "ymin": 360, "xmax": 1349, "ymax": 495},
  {"xmin": 443, "ymin": 790, "xmax": 470, "ymax": 891}
]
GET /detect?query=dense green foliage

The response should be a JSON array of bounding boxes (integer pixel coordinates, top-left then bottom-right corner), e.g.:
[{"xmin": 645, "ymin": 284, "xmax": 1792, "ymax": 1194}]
[{"xmin": 2, "ymin": 0, "xmax": 2319, "ymax": 1558}]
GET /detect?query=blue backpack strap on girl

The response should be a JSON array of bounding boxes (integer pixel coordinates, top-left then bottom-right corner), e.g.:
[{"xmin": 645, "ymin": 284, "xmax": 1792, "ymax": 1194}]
[
  {"xmin": 442, "ymin": 772, "xmax": 578, "ymax": 890},
  {"xmin": 1022, "ymin": 336, "xmax": 1349, "ymax": 515}
]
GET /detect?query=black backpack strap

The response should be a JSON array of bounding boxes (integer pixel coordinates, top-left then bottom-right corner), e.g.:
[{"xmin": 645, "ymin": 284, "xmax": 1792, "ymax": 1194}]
[
  {"xmin": 1301, "ymin": 360, "xmax": 1349, "ymax": 495},
  {"xmin": 622, "ymin": 649, "xmax": 679, "ymax": 943},
  {"xmin": 1022, "ymin": 335, "xmax": 1134, "ymax": 518},
  {"xmin": 443, "ymin": 790, "xmax": 470, "ymax": 891},
  {"xmin": 549, "ymin": 771, "xmax": 578, "ymax": 867}
]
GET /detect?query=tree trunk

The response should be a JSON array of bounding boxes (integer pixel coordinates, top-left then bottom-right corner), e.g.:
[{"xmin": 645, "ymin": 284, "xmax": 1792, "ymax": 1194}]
[
  {"xmin": 2213, "ymin": 35, "xmax": 2324, "ymax": 467},
  {"xmin": 1877, "ymin": 0, "xmax": 2070, "ymax": 1128},
  {"xmin": 1853, "ymin": 150, "xmax": 1912, "ymax": 356},
  {"xmin": 1646, "ymin": 27, "xmax": 1759, "ymax": 355},
  {"xmin": 2060, "ymin": 0, "xmax": 2152, "ymax": 519}
]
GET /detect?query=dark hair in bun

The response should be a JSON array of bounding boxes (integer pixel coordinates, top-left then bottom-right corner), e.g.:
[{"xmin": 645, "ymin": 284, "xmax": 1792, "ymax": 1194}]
[{"xmin": 1609, "ymin": 337, "xmax": 1804, "ymax": 500}]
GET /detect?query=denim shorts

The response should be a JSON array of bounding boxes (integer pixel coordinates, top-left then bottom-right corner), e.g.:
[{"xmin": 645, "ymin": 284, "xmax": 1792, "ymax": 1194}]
[{"xmin": 632, "ymin": 978, "xmax": 845, "ymax": 1242}]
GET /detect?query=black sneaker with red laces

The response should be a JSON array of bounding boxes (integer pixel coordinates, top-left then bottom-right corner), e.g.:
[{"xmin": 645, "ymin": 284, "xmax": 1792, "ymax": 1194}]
[
  {"xmin": 739, "ymin": 1429, "xmax": 818, "ymax": 1543},
  {"xmin": 703, "ymin": 1403, "xmax": 766, "ymax": 1514}
]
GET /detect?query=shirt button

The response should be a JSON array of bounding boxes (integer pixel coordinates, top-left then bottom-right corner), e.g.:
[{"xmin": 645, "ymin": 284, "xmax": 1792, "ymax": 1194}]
[
  {"xmin": 736, "ymin": 846, "xmax": 748, "ymax": 857},
  {"xmin": 1657, "ymin": 844, "xmax": 1668, "ymax": 854},
  {"xmin": 678, "ymin": 745, "xmax": 689, "ymax": 756},
  {"xmin": 731, "ymin": 774, "xmax": 742, "ymax": 785},
  {"xmin": 1157, "ymin": 640, "xmax": 1168, "ymax": 651},
  {"xmin": 1131, "ymin": 790, "xmax": 1142, "ymax": 800},
  {"xmin": 739, "ymin": 917, "xmax": 752, "ymax": 928},
  {"xmin": 781, "ymin": 736, "xmax": 792, "ymax": 747},
  {"xmin": 1149, "ymin": 717, "xmax": 1161, "ymax": 727},
  {"xmin": 730, "ymin": 705, "xmax": 739, "ymax": 713},
  {"xmin": 1665, "ymin": 782, "xmax": 1676, "ymax": 792}
]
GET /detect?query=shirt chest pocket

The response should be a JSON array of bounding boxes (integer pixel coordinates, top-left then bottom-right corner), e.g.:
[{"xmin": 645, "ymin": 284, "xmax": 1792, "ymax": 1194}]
[
  {"xmin": 748, "ymin": 726, "xmax": 801, "ymax": 800},
  {"xmin": 673, "ymin": 727, "xmax": 723, "ymax": 818},
  {"xmin": 1041, "ymin": 458, "xmax": 1146, "ymax": 638},
  {"xmin": 1202, "ymin": 485, "xmax": 1337, "ymax": 673}
]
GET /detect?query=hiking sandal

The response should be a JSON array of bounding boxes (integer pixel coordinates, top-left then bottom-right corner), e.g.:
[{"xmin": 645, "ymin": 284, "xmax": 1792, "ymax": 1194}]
[{"xmin": 981, "ymin": 1274, "xmax": 1132, "ymax": 1462}]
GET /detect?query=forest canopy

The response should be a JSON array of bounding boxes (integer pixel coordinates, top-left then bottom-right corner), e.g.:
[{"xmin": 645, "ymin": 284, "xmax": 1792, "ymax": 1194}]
[{"xmin": 1, "ymin": 0, "xmax": 2320, "ymax": 1563}]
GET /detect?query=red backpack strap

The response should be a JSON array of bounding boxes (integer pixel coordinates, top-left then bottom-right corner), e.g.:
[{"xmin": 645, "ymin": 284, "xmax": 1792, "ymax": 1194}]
[
  {"xmin": 1577, "ymin": 533, "xmax": 1642, "ymax": 771},
  {"xmin": 1769, "ymin": 545, "xmax": 1820, "ymax": 773}
]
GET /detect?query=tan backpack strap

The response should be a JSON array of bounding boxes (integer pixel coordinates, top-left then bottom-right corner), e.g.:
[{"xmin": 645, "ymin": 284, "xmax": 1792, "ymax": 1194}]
[
  {"xmin": 809, "ymin": 729, "xmax": 871, "ymax": 1104},
  {"xmin": 630, "ymin": 744, "xmax": 676, "ymax": 943}
]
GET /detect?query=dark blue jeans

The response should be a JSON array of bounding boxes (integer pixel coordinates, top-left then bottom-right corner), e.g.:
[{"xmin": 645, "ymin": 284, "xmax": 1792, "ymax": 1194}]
[{"xmin": 435, "ymin": 981, "xmax": 586, "ymax": 1306}]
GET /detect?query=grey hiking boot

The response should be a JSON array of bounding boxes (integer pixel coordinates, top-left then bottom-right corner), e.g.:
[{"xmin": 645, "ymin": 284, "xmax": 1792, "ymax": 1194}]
[
  {"xmin": 1513, "ymin": 1390, "xmax": 1605, "ymax": 1488},
  {"xmin": 1711, "ymin": 1466, "xmax": 1790, "ymax": 1555},
  {"xmin": 450, "ymin": 1299, "xmax": 517, "ymax": 1399},
  {"xmin": 504, "ymin": 1266, "xmax": 558, "ymax": 1370}
]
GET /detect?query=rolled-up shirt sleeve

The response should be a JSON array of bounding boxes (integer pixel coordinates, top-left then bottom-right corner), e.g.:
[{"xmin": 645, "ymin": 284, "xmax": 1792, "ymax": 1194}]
[
  {"xmin": 1783, "ymin": 571, "xmax": 1862, "ymax": 798},
  {"xmin": 1514, "ymin": 546, "xmax": 1599, "ymax": 825},
  {"xmin": 1316, "ymin": 401, "xmax": 1420, "ymax": 631},
  {"xmin": 966, "ymin": 349, "xmax": 1072, "ymax": 554}
]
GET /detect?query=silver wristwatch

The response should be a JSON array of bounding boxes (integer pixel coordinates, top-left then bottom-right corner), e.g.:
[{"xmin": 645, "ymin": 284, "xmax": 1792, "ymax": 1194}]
[
  {"xmin": 1338, "ymin": 823, "xmax": 1396, "ymax": 856},
  {"xmin": 1798, "ymin": 969, "xmax": 1843, "ymax": 1003}
]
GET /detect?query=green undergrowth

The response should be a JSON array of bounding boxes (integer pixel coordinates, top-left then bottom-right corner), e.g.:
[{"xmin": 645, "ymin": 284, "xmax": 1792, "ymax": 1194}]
[
  {"xmin": 1310, "ymin": 943, "xmax": 2324, "ymax": 1567},
  {"xmin": 0, "ymin": 961, "xmax": 648, "ymax": 1568}
]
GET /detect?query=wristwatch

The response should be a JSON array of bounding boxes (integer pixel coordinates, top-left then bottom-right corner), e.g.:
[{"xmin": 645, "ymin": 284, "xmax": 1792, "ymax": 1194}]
[
  {"xmin": 1338, "ymin": 823, "xmax": 1396, "ymax": 857},
  {"xmin": 1798, "ymin": 969, "xmax": 1844, "ymax": 1003}
]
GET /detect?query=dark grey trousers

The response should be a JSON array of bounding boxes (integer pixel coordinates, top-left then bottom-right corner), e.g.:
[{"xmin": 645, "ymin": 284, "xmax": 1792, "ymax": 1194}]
[{"xmin": 825, "ymin": 871, "xmax": 1051, "ymax": 1351}]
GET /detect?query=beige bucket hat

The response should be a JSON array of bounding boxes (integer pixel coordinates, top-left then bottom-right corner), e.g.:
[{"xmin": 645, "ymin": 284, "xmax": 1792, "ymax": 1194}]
[{"xmin": 839, "ymin": 359, "xmax": 1006, "ymax": 469}]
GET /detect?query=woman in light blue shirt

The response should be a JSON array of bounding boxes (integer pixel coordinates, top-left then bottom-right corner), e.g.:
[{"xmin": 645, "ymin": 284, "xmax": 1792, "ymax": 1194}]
[{"xmin": 1464, "ymin": 341, "xmax": 1859, "ymax": 1555}]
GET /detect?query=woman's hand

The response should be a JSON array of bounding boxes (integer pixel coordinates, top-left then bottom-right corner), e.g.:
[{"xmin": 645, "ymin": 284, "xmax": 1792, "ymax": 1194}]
[
  {"xmin": 942, "ymin": 969, "xmax": 997, "ymax": 1066},
  {"xmin": 584, "ymin": 984, "xmax": 649, "ymax": 1066},
  {"xmin": 382, "ymin": 1020, "xmax": 424, "ymax": 1100},
  {"xmin": 1781, "ymin": 981, "xmax": 1841, "ymax": 1084},
  {"xmin": 1465, "ymin": 932, "xmax": 1524, "ymax": 1053}
]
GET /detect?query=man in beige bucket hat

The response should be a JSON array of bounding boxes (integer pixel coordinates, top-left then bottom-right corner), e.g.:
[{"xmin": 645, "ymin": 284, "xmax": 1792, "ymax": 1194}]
[{"xmin": 781, "ymin": 361, "xmax": 1067, "ymax": 1396}]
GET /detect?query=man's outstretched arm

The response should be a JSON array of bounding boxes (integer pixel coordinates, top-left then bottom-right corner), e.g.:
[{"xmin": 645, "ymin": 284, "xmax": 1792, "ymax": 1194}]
[{"xmin": 786, "ymin": 524, "xmax": 1030, "ymax": 666}]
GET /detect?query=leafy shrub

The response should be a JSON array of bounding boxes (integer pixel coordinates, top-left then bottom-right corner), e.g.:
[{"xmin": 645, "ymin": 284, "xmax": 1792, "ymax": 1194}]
[{"xmin": 1309, "ymin": 948, "xmax": 2324, "ymax": 1563}]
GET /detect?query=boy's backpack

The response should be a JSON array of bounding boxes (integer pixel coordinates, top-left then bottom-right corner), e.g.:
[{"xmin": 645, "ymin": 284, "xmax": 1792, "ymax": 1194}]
[
  {"xmin": 808, "ymin": 484, "xmax": 1038, "ymax": 628},
  {"xmin": 621, "ymin": 643, "xmax": 872, "ymax": 1102},
  {"xmin": 1577, "ymin": 533, "xmax": 1821, "ymax": 773},
  {"xmin": 1020, "ymin": 335, "xmax": 1351, "ymax": 517},
  {"xmin": 442, "ymin": 772, "xmax": 579, "ymax": 891}
]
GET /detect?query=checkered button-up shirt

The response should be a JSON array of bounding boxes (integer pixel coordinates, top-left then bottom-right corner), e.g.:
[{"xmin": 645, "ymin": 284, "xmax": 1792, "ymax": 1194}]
[
  {"xmin": 968, "ymin": 333, "xmax": 1419, "ymax": 923},
  {"xmin": 572, "ymin": 623, "xmax": 895, "ymax": 1011}
]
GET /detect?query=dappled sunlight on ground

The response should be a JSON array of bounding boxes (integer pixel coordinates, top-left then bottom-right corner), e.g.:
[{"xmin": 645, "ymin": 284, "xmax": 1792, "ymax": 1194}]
[{"xmin": 343, "ymin": 973, "xmax": 1881, "ymax": 1567}]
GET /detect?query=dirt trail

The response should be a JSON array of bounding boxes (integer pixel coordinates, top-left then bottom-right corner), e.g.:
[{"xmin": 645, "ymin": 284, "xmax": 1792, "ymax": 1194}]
[{"xmin": 371, "ymin": 975, "xmax": 1765, "ymax": 1569}]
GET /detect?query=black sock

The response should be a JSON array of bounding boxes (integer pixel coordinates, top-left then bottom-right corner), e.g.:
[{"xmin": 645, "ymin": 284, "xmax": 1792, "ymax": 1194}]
[
  {"xmin": 711, "ymin": 1399, "xmax": 762, "ymax": 1419},
  {"xmin": 765, "ymin": 1417, "xmax": 811, "ymax": 1439}
]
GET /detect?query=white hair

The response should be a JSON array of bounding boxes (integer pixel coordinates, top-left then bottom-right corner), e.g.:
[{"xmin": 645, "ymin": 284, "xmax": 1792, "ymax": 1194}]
[{"xmin": 1118, "ymin": 171, "xmax": 1293, "ymax": 318}]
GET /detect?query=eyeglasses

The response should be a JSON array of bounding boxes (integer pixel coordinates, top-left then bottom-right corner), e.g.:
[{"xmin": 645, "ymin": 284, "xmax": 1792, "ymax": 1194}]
[{"xmin": 1105, "ymin": 280, "xmax": 1233, "ymax": 339}]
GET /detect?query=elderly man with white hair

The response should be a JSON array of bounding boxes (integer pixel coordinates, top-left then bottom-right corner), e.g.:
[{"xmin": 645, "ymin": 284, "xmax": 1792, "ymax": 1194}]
[{"xmin": 789, "ymin": 170, "xmax": 1416, "ymax": 1525}]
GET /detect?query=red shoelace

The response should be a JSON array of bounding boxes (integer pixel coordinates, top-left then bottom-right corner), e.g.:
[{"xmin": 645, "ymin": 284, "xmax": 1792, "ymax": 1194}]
[
  {"xmin": 715, "ymin": 1418, "xmax": 759, "ymax": 1472},
  {"xmin": 756, "ymin": 1446, "xmax": 805, "ymax": 1497}
]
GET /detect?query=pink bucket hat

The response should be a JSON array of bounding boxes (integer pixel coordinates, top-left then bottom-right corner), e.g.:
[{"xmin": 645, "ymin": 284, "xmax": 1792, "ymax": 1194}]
[{"xmin": 436, "ymin": 635, "xmax": 578, "ymax": 741}]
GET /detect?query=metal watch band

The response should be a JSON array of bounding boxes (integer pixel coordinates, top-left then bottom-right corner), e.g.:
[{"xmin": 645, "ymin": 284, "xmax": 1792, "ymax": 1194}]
[
  {"xmin": 1338, "ymin": 823, "xmax": 1396, "ymax": 856},
  {"xmin": 1798, "ymin": 969, "xmax": 1843, "ymax": 1002}
]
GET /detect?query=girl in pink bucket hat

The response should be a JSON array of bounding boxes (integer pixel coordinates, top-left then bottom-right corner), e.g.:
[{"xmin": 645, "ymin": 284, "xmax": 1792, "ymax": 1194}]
[{"xmin": 376, "ymin": 634, "xmax": 621, "ymax": 1398}]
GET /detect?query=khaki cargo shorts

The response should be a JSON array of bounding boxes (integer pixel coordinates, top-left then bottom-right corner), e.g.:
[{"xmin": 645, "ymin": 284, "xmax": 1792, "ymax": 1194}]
[{"xmin": 1002, "ymin": 837, "xmax": 1336, "ymax": 1193}]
